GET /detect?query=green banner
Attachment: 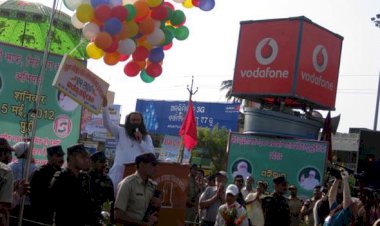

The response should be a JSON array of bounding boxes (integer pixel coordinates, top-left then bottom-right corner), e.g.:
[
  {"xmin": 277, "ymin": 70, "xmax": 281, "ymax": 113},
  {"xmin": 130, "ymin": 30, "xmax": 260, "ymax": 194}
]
[
  {"xmin": 0, "ymin": 42, "xmax": 82, "ymax": 165},
  {"xmin": 227, "ymin": 133, "xmax": 327, "ymax": 199}
]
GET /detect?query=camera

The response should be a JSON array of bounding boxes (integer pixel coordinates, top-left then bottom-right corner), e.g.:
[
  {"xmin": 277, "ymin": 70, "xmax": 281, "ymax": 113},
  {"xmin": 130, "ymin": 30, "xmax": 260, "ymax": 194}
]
[{"xmin": 326, "ymin": 166, "xmax": 342, "ymax": 179}]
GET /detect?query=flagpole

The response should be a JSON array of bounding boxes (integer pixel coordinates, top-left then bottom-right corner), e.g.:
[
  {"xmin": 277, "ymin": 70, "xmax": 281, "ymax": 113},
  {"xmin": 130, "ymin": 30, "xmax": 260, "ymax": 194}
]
[{"xmin": 178, "ymin": 76, "xmax": 198, "ymax": 163}]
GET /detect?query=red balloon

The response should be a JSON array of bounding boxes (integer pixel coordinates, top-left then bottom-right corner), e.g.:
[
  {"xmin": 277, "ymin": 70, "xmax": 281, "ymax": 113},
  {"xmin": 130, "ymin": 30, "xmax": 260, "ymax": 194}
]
[
  {"xmin": 151, "ymin": 5, "xmax": 168, "ymax": 21},
  {"xmin": 104, "ymin": 37, "xmax": 119, "ymax": 53},
  {"xmin": 111, "ymin": 5, "xmax": 128, "ymax": 22},
  {"xmin": 192, "ymin": 0, "xmax": 200, "ymax": 6},
  {"xmin": 163, "ymin": 1, "xmax": 175, "ymax": 10},
  {"xmin": 119, "ymin": 54, "xmax": 130, "ymax": 61},
  {"xmin": 132, "ymin": 46, "xmax": 149, "ymax": 61},
  {"xmin": 124, "ymin": 61, "xmax": 141, "ymax": 77},
  {"xmin": 95, "ymin": 5, "xmax": 112, "ymax": 22},
  {"xmin": 163, "ymin": 42, "xmax": 173, "ymax": 50},
  {"xmin": 146, "ymin": 63, "xmax": 162, "ymax": 77}
]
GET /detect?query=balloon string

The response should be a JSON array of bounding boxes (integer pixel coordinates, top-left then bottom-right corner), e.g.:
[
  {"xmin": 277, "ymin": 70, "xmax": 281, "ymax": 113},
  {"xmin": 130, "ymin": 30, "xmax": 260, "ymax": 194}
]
[{"xmin": 68, "ymin": 38, "xmax": 86, "ymax": 57}]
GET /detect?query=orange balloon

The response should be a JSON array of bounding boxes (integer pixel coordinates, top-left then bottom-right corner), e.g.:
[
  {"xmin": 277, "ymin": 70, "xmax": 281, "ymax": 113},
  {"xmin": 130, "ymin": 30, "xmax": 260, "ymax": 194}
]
[
  {"xmin": 92, "ymin": 17, "xmax": 104, "ymax": 27},
  {"xmin": 94, "ymin": 32, "xmax": 113, "ymax": 50},
  {"xmin": 103, "ymin": 52, "xmax": 121, "ymax": 65},
  {"xmin": 116, "ymin": 22, "xmax": 129, "ymax": 40},
  {"xmin": 138, "ymin": 17, "xmax": 155, "ymax": 35},
  {"xmin": 136, "ymin": 60, "xmax": 147, "ymax": 69},
  {"xmin": 134, "ymin": 0, "xmax": 150, "ymax": 22}
]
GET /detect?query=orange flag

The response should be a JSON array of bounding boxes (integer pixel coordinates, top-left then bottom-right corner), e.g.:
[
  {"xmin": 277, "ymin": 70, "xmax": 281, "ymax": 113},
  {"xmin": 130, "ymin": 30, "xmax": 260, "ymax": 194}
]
[{"xmin": 179, "ymin": 100, "xmax": 197, "ymax": 150}]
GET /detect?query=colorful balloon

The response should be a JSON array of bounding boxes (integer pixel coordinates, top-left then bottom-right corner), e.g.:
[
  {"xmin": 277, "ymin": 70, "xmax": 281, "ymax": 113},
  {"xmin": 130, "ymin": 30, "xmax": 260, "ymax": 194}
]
[
  {"xmin": 163, "ymin": 41, "xmax": 173, "ymax": 50},
  {"xmin": 86, "ymin": 42, "xmax": 104, "ymax": 59},
  {"xmin": 63, "ymin": 0, "xmax": 83, "ymax": 11},
  {"xmin": 94, "ymin": 32, "xmax": 113, "ymax": 49},
  {"xmin": 103, "ymin": 52, "xmax": 120, "ymax": 65},
  {"xmin": 138, "ymin": 17, "xmax": 155, "ymax": 35},
  {"xmin": 124, "ymin": 4, "xmax": 136, "ymax": 21},
  {"xmin": 198, "ymin": 0, "xmax": 215, "ymax": 11},
  {"xmin": 182, "ymin": 0, "xmax": 194, "ymax": 8},
  {"xmin": 118, "ymin": 38, "xmax": 136, "ymax": 55},
  {"xmin": 104, "ymin": 38, "xmax": 119, "ymax": 52},
  {"xmin": 174, "ymin": 26, "xmax": 189, "ymax": 41},
  {"xmin": 170, "ymin": 10, "xmax": 185, "ymax": 26},
  {"xmin": 94, "ymin": 5, "xmax": 112, "ymax": 22},
  {"xmin": 146, "ymin": 0, "xmax": 162, "ymax": 8},
  {"xmin": 104, "ymin": 17, "xmax": 123, "ymax": 35},
  {"xmin": 119, "ymin": 54, "xmax": 130, "ymax": 61},
  {"xmin": 111, "ymin": 5, "xmax": 129, "ymax": 21},
  {"xmin": 146, "ymin": 63, "xmax": 162, "ymax": 77},
  {"xmin": 90, "ymin": 0, "xmax": 110, "ymax": 8},
  {"xmin": 125, "ymin": 21, "xmax": 139, "ymax": 38},
  {"xmin": 147, "ymin": 28, "xmax": 164, "ymax": 45},
  {"xmin": 76, "ymin": 4, "xmax": 94, "ymax": 23},
  {"xmin": 140, "ymin": 70, "xmax": 155, "ymax": 83},
  {"xmin": 71, "ymin": 14, "xmax": 84, "ymax": 29},
  {"xmin": 124, "ymin": 61, "xmax": 141, "ymax": 77},
  {"xmin": 132, "ymin": 46, "xmax": 149, "ymax": 61},
  {"xmin": 148, "ymin": 47, "xmax": 164, "ymax": 63},
  {"xmin": 83, "ymin": 22, "xmax": 100, "ymax": 40},
  {"xmin": 151, "ymin": 5, "xmax": 168, "ymax": 21},
  {"xmin": 134, "ymin": 0, "xmax": 150, "ymax": 22}
]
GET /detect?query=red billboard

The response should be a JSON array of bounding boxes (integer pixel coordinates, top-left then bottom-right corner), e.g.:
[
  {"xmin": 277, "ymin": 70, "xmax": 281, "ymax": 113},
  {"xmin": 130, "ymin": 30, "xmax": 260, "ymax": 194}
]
[{"xmin": 232, "ymin": 17, "xmax": 343, "ymax": 110}]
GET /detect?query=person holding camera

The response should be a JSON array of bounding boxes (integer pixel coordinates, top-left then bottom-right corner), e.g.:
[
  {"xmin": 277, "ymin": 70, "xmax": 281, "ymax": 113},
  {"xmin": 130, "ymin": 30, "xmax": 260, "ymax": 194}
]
[
  {"xmin": 114, "ymin": 153, "xmax": 161, "ymax": 226},
  {"xmin": 324, "ymin": 171, "xmax": 365, "ymax": 226}
]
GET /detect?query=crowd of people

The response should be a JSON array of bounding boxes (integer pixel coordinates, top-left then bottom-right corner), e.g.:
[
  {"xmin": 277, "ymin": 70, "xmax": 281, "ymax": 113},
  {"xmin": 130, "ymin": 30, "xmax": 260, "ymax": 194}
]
[{"xmin": 185, "ymin": 165, "xmax": 380, "ymax": 226}]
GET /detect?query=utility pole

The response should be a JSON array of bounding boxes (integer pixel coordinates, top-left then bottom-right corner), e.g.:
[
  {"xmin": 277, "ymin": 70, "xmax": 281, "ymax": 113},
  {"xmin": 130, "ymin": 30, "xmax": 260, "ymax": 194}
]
[
  {"xmin": 374, "ymin": 70, "xmax": 380, "ymax": 131},
  {"xmin": 177, "ymin": 76, "xmax": 198, "ymax": 163}
]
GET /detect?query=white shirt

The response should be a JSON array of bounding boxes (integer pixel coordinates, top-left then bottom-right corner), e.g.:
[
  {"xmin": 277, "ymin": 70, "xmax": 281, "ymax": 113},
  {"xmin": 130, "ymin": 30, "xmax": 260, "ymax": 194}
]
[
  {"xmin": 245, "ymin": 192, "xmax": 265, "ymax": 226},
  {"xmin": 102, "ymin": 107, "xmax": 155, "ymax": 190}
]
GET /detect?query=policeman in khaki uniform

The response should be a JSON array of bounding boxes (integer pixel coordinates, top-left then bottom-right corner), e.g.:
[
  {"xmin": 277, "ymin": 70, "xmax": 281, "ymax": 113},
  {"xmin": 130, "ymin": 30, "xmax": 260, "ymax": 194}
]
[{"xmin": 114, "ymin": 153, "xmax": 161, "ymax": 226}]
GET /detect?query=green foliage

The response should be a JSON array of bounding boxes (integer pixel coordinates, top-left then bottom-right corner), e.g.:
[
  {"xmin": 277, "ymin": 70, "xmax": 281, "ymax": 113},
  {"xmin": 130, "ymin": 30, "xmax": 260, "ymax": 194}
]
[{"xmin": 196, "ymin": 125, "xmax": 229, "ymax": 173}]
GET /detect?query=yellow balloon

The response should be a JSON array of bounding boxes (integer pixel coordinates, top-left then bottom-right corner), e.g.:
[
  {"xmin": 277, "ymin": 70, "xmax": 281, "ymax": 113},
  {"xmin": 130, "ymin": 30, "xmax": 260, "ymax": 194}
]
[
  {"xmin": 125, "ymin": 21, "xmax": 139, "ymax": 38},
  {"xmin": 182, "ymin": 0, "xmax": 194, "ymax": 8},
  {"xmin": 146, "ymin": 0, "xmax": 162, "ymax": 8},
  {"xmin": 76, "ymin": 4, "xmax": 94, "ymax": 23},
  {"xmin": 86, "ymin": 42, "xmax": 104, "ymax": 59}
]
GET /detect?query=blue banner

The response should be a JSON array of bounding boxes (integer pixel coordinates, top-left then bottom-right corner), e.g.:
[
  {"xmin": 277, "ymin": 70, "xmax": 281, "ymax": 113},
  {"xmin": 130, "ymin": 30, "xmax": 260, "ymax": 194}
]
[{"xmin": 136, "ymin": 99, "xmax": 240, "ymax": 135}]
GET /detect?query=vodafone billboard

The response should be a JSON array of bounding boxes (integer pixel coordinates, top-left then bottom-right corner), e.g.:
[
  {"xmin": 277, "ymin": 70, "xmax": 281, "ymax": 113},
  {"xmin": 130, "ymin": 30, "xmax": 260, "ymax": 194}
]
[{"xmin": 232, "ymin": 16, "xmax": 343, "ymax": 110}]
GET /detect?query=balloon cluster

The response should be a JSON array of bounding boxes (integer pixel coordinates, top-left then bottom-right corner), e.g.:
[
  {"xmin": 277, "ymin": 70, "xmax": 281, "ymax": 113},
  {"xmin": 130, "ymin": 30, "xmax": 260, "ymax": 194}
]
[{"xmin": 64, "ymin": 0, "xmax": 215, "ymax": 83}]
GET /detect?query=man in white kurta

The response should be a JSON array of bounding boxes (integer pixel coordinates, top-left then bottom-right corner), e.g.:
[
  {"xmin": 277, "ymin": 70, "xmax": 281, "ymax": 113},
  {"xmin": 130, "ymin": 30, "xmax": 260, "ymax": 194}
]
[{"xmin": 102, "ymin": 105, "xmax": 155, "ymax": 191}]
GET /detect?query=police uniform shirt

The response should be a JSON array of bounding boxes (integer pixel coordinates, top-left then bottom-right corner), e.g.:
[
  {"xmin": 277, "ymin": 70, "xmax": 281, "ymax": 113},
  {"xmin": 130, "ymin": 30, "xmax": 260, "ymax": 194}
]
[
  {"xmin": 262, "ymin": 192, "xmax": 291, "ymax": 226},
  {"xmin": 89, "ymin": 170, "xmax": 114, "ymax": 224},
  {"xmin": 30, "ymin": 163, "xmax": 61, "ymax": 223},
  {"xmin": 115, "ymin": 172, "xmax": 156, "ymax": 222},
  {"xmin": 49, "ymin": 168, "xmax": 92, "ymax": 226}
]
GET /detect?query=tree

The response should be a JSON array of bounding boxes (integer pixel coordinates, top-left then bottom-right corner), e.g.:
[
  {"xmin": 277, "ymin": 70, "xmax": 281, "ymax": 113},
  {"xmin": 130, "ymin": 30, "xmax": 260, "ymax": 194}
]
[
  {"xmin": 220, "ymin": 79, "xmax": 241, "ymax": 103},
  {"xmin": 195, "ymin": 125, "xmax": 230, "ymax": 172}
]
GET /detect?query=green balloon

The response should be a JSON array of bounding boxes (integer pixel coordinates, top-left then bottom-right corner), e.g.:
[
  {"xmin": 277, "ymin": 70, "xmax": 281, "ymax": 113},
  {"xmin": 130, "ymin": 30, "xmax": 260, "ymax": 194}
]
[
  {"xmin": 162, "ymin": 28, "xmax": 174, "ymax": 46},
  {"xmin": 140, "ymin": 70, "xmax": 155, "ymax": 83},
  {"xmin": 125, "ymin": 4, "xmax": 136, "ymax": 22},
  {"xmin": 170, "ymin": 10, "xmax": 185, "ymax": 26},
  {"xmin": 165, "ymin": 6, "xmax": 173, "ymax": 21},
  {"xmin": 174, "ymin": 26, "xmax": 189, "ymax": 41}
]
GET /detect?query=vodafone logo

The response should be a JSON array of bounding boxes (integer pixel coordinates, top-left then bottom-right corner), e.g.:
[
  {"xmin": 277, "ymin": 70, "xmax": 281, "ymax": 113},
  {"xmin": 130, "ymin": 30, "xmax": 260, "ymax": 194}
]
[
  {"xmin": 312, "ymin": 45, "xmax": 328, "ymax": 73},
  {"xmin": 255, "ymin": 38, "xmax": 278, "ymax": 65}
]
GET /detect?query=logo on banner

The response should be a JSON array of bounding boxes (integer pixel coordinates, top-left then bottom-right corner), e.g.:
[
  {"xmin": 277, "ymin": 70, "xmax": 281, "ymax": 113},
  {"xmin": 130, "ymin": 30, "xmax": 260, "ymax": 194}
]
[
  {"xmin": 312, "ymin": 45, "xmax": 328, "ymax": 73},
  {"xmin": 255, "ymin": 38, "xmax": 278, "ymax": 65},
  {"xmin": 53, "ymin": 114, "xmax": 72, "ymax": 138}
]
